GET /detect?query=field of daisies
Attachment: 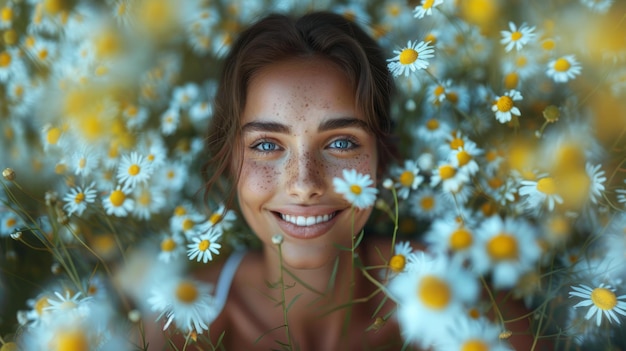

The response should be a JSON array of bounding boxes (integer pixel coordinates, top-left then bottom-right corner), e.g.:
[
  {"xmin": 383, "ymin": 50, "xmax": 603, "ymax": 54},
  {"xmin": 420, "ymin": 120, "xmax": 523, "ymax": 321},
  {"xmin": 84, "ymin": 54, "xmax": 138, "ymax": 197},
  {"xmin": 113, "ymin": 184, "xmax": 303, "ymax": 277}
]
[{"xmin": 1, "ymin": 0, "xmax": 625, "ymax": 350}]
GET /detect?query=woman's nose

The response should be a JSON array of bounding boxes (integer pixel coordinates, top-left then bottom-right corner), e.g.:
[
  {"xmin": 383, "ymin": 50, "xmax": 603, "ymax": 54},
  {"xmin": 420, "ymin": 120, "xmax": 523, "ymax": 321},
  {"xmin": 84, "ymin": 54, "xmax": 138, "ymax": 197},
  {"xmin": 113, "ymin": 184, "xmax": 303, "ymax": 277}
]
[{"xmin": 285, "ymin": 150, "xmax": 326, "ymax": 201}]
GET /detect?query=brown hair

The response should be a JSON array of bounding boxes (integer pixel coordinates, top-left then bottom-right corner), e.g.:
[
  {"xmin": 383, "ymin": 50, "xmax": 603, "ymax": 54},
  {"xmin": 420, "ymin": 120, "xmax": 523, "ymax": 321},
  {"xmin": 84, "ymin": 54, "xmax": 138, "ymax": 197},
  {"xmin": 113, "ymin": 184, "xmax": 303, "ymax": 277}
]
[{"xmin": 202, "ymin": 11, "xmax": 396, "ymax": 205}]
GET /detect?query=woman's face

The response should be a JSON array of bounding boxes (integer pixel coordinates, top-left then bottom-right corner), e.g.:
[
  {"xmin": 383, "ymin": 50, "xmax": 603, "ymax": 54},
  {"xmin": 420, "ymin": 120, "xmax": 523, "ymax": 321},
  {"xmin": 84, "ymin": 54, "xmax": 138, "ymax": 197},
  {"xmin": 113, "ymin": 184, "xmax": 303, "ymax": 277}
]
[{"xmin": 237, "ymin": 58, "xmax": 378, "ymax": 269}]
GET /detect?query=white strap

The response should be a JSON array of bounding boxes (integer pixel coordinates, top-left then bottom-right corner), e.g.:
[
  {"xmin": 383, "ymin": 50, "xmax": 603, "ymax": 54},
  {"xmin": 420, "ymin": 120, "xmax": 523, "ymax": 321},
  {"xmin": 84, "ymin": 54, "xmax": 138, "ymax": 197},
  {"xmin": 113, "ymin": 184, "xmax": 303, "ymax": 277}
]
[{"xmin": 213, "ymin": 250, "xmax": 246, "ymax": 316}]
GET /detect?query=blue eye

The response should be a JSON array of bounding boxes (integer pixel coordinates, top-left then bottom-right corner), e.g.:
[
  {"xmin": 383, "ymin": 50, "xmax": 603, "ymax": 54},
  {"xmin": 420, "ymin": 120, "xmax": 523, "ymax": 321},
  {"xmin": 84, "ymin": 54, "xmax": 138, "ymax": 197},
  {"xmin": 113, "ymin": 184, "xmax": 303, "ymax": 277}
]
[
  {"xmin": 329, "ymin": 139, "xmax": 354, "ymax": 149},
  {"xmin": 254, "ymin": 141, "xmax": 278, "ymax": 152}
]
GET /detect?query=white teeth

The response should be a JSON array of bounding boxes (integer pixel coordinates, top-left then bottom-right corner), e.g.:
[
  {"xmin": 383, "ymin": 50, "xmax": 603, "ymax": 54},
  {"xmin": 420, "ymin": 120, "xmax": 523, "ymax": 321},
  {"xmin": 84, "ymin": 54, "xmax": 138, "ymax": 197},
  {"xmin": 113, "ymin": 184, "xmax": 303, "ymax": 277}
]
[{"xmin": 281, "ymin": 212, "xmax": 335, "ymax": 227}]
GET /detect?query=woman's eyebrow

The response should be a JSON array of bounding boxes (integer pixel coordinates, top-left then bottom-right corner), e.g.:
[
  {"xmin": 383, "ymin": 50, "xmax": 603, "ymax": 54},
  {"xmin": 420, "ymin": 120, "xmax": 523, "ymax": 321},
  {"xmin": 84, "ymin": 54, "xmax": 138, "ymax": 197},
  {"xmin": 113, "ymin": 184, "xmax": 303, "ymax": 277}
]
[
  {"xmin": 241, "ymin": 121, "xmax": 290, "ymax": 134},
  {"xmin": 318, "ymin": 117, "xmax": 368, "ymax": 132}
]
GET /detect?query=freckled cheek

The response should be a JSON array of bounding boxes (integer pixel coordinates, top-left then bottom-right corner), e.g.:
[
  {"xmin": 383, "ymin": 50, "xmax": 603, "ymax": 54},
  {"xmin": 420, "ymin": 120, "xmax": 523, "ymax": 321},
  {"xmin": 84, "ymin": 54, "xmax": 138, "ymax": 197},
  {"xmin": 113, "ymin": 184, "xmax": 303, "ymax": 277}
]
[
  {"xmin": 324, "ymin": 153, "xmax": 377, "ymax": 182},
  {"xmin": 238, "ymin": 162, "xmax": 280, "ymax": 204}
]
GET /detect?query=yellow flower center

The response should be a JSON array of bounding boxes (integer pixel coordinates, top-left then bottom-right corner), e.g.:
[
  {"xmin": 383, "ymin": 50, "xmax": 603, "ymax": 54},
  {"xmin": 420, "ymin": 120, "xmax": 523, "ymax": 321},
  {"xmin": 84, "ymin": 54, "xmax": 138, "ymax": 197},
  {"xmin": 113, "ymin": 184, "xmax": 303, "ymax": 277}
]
[
  {"xmin": 399, "ymin": 171, "xmax": 415, "ymax": 187},
  {"xmin": 504, "ymin": 72, "xmax": 519, "ymax": 89},
  {"xmin": 536, "ymin": 177, "xmax": 557, "ymax": 195},
  {"xmin": 6, "ymin": 217, "xmax": 16, "ymax": 227},
  {"xmin": 488, "ymin": 177, "xmax": 503, "ymax": 189},
  {"xmin": 516, "ymin": 56, "xmax": 527, "ymax": 68},
  {"xmin": 128, "ymin": 164, "xmax": 140, "ymax": 176},
  {"xmin": 461, "ymin": 339, "xmax": 490, "ymax": 351},
  {"xmin": 456, "ymin": 151, "xmax": 471, "ymax": 167},
  {"xmin": 35, "ymin": 296, "xmax": 50, "ymax": 316},
  {"xmin": 423, "ymin": 0, "xmax": 435, "ymax": 9},
  {"xmin": 1, "ymin": 7, "xmax": 13, "ymax": 22},
  {"xmin": 389, "ymin": 254, "xmax": 406, "ymax": 273},
  {"xmin": 426, "ymin": 118, "xmax": 439, "ymax": 130},
  {"xmin": 591, "ymin": 287, "xmax": 617, "ymax": 310},
  {"xmin": 47, "ymin": 127, "xmax": 62, "ymax": 145},
  {"xmin": 496, "ymin": 95, "xmax": 514, "ymax": 112},
  {"xmin": 78, "ymin": 157, "xmax": 86, "ymax": 169},
  {"xmin": 434, "ymin": 85, "xmax": 445, "ymax": 96},
  {"xmin": 450, "ymin": 137, "xmax": 465, "ymax": 150},
  {"xmin": 439, "ymin": 165, "xmax": 456, "ymax": 180},
  {"xmin": 182, "ymin": 218, "xmax": 194, "ymax": 231},
  {"xmin": 446, "ymin": 92, "xmax": 459, "ymax": 104},
  {"xmin": 109, "ymin": 190, "xmax": 125, "ymax": 207},
  {"xmin": 174, "ymin": 206, "xmax": 186, "ymax": 216},
  {"xmin": 399, "ymin": 48, "xmax": 419, "ymax": 65},
  {"xmin": 553, "ymin": 57, "xmax": 571, "ymax": 72},
  {"xmin": 175, "ymin": 281, "xmax": 198, "ymax": 304},
  {"xmin": 55, "ymin": 330, "xmax": 89, "ymax": 351},
  {"xmin": 167, "ymin": 170, "xmax": 175, "ymax": 179},
  {"xmin": 449, "ymin": 228, "xmax": 473, "ymax": 250},
  {"xmin": 37, "ymin": 48, "xmax": 48, "ymax": 61},
  {"xmin": 138, "ymin": 190, "xmax": 151, "ymax": 206},
  {"xmin": 487, "ymin": 233, "xmax": 518, "ymax": 261},
  {"xmin": 418, "ymin": 275, "xmax": 451, "ymax": 310},
  {"xmin": 198, "ymin": 239, "xmax": 210, "ymax": 251},
  {"xmin": 511, "ymin": 31, "xmax": 522, "ymax": 41},
  {"xmin": 74, "ymin": 192, "xmax": 85, "ymax": 204},
  {"xmin": 421, "ymin": 196, "xmax": 435, "ymax": 210},
  {"xmin": 3, "ymin": 29, "xmax": 17, "ymax": 46},
  {"xmin": 350, "ymin": 184, "xmax": 362, "ymax": 195},
  {"xmin": 542, "ymin": 38, "xmax": 555, "ymax": 51},
  {"xmin": 209, "ymin": 213, "xmax": 222, "ymax": 225},
  {"xmin": 161, "ymin": 238, "xmax": 176, "ymax": 252},
  {"xmin": 0, "ymin": 51, "xmax": 11, "ymax": 67}
]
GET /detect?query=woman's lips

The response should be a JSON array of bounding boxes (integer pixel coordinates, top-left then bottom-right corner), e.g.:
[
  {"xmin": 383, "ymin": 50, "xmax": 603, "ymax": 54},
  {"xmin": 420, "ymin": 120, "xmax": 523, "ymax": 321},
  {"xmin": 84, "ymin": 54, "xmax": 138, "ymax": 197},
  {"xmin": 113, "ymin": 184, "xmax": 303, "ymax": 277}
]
[{"xmin": 272, "ymin": 210, "xmax": 342, "ymax": 239}]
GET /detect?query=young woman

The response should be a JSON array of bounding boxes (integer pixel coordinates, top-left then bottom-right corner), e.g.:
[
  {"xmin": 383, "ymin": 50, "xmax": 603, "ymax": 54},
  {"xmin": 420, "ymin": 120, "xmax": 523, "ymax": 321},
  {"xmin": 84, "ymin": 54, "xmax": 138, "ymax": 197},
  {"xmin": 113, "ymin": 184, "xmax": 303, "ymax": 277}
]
[
  {"xmin": 146, "ymin": 11, "xmax": 403, "ymax": 351},
  {"xmin": 147, "ymin": 11, "xmax": 538, "ymax": 351}
]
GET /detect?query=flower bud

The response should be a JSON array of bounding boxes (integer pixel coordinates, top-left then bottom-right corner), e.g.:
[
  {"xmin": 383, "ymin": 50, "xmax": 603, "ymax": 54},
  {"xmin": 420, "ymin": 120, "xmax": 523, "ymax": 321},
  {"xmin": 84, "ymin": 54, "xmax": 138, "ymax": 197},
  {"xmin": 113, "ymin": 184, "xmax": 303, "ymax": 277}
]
[
  {"xmin": 542, "ymin": 105, "xmax": 560, "ymax": 123},
  {"xmin": 2, "ymin": 168, "xmax": 16, "ymax": 181}
]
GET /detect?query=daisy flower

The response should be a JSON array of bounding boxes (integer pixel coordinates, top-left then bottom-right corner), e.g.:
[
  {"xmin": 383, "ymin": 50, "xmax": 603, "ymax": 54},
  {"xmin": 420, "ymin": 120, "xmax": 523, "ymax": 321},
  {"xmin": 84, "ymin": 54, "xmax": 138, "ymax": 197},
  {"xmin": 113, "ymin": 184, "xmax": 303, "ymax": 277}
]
[
  {"xmin": 0, "ymin": 3, "xmax": 15, "ymax": 29},
  {"xmin": 172, "ymin": 83, "xmax": 199, "ymax": 109},
  {"xmin": 63, "ymin": 182, "xmax": 98, "ymax": 217},
  {"xmin": 409, "ymin": 186, "xmax": 450, "ymax": 220},
  {"xmin": 122, "ymin": 103, "xmax": 149, "ymax": 129},
  {"xmin": 569, "ymin": 284, "xmax": 626, "ymax": 327},
  {"xmin": 160, "ymin": 106, "xmax": 180, "ymax": 135},
  {"xmin": 102, "ymin": 184, "xmax": 135, "ymax": 217},
  {"xmin": 1, "ymin": 211, "xmax": 23, "ymax": 238},
  {"xmin": 387, "ymin": 40, "xmax": 435, "ymax": 77},
  {"xmin": 391, "ymin": 160, "xmax": 423, "ymax": 199},
  {"xmin": 491, "ymin": 89, "xmax": 522, "ymax": 123},
  {"xmin": 546, "ymin": 55, "xmax": 581, "ymax": 83},
  {"xmin": 0, "ymin": 48, "xmax": 25, "ymax": 83},
  {"xmin": 430, "ymin": 162, "xmax": 469, "ymax": 193},
  {"xmin": 388, "ymin": 241, "xmax": 420, "ymax": 274},
  {"xmin": 117, "ymin": 152, "xmax": 153, "ymax": 189},
  {"xmin": 44, "ymin": 290, "xmax": 92, "ymax": 316},
  {"xmin": 500, "ymin": 22, "xmax": 536, "ymax": 52},
  {"xmin": 148, "ymin": 277, "xmax": 217, "ymax": 333},
  {"xmin": 470, "ymin": 215, "xmax": 541, "ymax": 289},
  {"xmin": 413, "ymin": 0, "xmax": 444, "ymax": 19},
  {"xmin": 132, "ymin": 184, "xmax": 166, "ymax": 220},
  {"xmin": 158, "ymin": 232, "xmax": 185, "ymax": 263},
  {"xmin": 187, "ymin": 228, "xmax": 223, "ymax": 263},
  {"xmin": 518, "ymin": 175, "xmax": 564, "ymax": 212},
  {"xmin": 333, "ymin": 169, "xmax": 378, "ymax": 209},
  {"xmin": 389, "ymin": 253, "xmax": 479, "ymax": 349},
  {"xmin": 203, "ymin": 204, "xmax": 237, "ymax": 232},
  {"xmin": 70, "ymin": 145, "xmax": 99, "ymax": 177},
  {"xmin": 156, "ymin": 161, "xmax": 188, "ymax": 191},
  {"xmin": 424, "ymin": 216, "xmax": 475, "ymax": 261},
  {"xmin": 415, "ymin": 117, "xmax": 452, "ymax": 143},
  {"xmin": 585, "ymin": 163, "xmax": 606, "ymax": 204},
  {"xmin": 170, "ymin": 203, "xmax": 206, "ymax": 237}
]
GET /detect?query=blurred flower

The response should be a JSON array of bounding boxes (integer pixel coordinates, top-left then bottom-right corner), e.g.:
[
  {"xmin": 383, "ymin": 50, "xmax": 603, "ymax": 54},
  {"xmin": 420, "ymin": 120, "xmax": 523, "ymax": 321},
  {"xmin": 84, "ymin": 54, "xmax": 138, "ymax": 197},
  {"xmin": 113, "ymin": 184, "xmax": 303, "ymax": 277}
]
[
  {"xmin": 391, "ymin": 159, "xmax": 423, "ymax": 199},
  {"xmin": 435, "ymin": 316, "xmax": 514, "ymax": 351},
  {"xmin": 546, "ymin": 54, "xmax": 581, "ymax": 83},
  {"xmin": 102, "ymin": 184, "xmax": 135, "ymax": 217},
  {"xmin": 117, "ymin": 152, "xmax": 154, "ymax": 188},
  {"xmin": 148, "ymin": 277, "xmax": 217, "ymax": 334},
  {"xmin": 413, "ymin": 0, "xmax": 444, "ymax": 19},
  {"xmin": 518, "ymin": 175, "xmax": 563, "ymax": 212}
]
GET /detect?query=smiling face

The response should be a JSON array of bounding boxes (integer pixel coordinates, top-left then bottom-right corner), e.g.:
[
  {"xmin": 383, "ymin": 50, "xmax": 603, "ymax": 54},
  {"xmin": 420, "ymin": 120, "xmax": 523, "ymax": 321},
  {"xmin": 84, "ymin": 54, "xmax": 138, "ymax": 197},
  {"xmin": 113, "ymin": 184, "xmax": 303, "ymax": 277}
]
[{"xmin": 237, "ymin": 57, "xmax": 378, "ymax": 269}]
